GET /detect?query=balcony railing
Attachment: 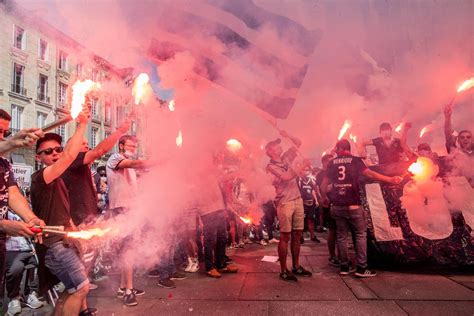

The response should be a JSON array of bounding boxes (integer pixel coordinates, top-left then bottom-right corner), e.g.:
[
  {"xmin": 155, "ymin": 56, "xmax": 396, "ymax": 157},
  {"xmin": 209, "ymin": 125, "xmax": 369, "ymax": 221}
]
[
  {"xmin": 11, "ymin": 84, "xmax": 27, "ymax": 96},
  {"xmin": 37, "ymin": 92, "xmax": 50, "ymax": 103}
]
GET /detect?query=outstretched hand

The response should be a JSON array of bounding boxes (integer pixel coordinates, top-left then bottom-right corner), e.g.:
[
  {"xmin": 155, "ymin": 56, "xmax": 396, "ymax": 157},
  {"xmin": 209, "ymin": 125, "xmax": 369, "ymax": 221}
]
[
  {"xmin": 444, "ymin": 103, "xmax": 453, "ymax": 117},
  {"xmin": 10, "ymin": 128, "xmax": 44, "ymax": 148}
]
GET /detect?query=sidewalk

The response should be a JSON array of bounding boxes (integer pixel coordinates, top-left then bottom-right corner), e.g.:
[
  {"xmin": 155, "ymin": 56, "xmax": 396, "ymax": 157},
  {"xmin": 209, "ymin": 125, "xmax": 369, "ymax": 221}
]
[{"xmin": 17, "ymin": 236, "xmax": 474, "ymax": 315}]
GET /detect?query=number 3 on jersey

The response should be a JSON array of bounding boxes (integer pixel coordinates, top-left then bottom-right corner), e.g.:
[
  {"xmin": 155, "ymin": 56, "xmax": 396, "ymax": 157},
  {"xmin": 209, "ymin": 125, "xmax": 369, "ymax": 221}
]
[{"xmin": 338, "ymin": 166, "xmax": 346, "ymax": 180}]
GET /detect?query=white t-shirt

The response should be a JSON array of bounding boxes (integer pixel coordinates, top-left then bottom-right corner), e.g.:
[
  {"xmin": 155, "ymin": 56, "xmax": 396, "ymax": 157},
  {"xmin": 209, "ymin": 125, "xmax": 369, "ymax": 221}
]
[{"xmin": 106, "ymin": 152, "xmax": 138, "ymax": 209}]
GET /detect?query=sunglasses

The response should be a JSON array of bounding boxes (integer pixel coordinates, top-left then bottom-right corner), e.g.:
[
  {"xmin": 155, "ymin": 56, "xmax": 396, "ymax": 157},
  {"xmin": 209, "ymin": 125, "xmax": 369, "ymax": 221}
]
[
  {"xmin": 459, "ymin": 135, "xmax": 471, "ymax": 140},
  {"xmin": 37, "ymin": 146, "xmax": 64, "ymax": 155},
  {"xmin": 0, "ymin": 129, "xmax": 12, "ymax": 137}
]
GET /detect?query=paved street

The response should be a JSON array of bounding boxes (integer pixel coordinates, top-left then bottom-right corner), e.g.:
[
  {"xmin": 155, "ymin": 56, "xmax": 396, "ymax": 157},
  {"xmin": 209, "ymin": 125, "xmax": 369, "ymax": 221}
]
[{"xmin": 17, "ymin": 235, "xmax": 474, "ymax": 315}]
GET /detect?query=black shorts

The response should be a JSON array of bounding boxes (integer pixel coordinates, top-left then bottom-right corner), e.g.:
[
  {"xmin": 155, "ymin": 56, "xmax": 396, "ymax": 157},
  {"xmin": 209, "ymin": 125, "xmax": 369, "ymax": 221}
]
[
  {"xmin": 322, "ymin": 206, "xmax": 336, "ymax": 230},
  {"xmin": 303, "ymin": 202, "xmax": 317, "ymax": 219}
]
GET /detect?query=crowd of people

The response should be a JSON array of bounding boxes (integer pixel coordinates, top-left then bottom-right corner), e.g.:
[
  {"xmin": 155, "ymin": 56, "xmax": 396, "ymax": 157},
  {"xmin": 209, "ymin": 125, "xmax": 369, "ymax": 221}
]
[{"xmin": 0, "ymin": 99, "xmax": 472, "ymax": 315}]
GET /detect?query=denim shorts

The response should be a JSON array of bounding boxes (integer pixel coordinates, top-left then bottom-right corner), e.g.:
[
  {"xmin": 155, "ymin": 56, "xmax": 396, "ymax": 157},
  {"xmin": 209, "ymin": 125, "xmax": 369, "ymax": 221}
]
[{"xmin": 45, "ymin": 242, "xmax": 89, "ymax": 294}]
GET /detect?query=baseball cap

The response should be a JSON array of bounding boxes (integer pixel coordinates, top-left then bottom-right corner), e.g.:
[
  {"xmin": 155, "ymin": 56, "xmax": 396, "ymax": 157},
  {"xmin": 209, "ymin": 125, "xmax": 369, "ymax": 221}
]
[
  {"xmin": 265, "ymin": 138, "xmax": 281, "ymax": 153},
  {"xmin": 36, "ymin": 133, "xmax": 62, "ymax": 153}
]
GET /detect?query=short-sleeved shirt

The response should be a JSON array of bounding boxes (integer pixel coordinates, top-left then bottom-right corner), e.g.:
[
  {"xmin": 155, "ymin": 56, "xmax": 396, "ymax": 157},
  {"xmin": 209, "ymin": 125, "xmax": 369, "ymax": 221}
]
[
  {"xmin": 106, "ymin": 153, "xmax": 138, "ymax": 209},
  {"xmin": 297, "ymin": 175, "xmax": 317, "ymax": 202},
  {"xmin": 327, "ymin": 155, "xmax": 368, "ymax": 206},
  {"xmin": 0, "ymin": 157, "xmax": 17, "ymax": 248},
  {"xmin": 266, "ymin": 159, "xmax": 301, "ymax": 206},
  {"xmin": 31, "ymin": 169, "xmax": 73, "ymax": 247},
  {"xmin": 61, "ymin": 152, "xmax": 98, "ymax": 225},
  {"xmin": 371, "ymin": 137, "xmax": 403, "ymax": 164}
]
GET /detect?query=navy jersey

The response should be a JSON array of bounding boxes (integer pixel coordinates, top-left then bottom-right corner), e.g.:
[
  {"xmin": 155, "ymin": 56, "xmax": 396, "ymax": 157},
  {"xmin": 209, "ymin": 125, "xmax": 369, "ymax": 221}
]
[
  {"xmin": 327, "ymin": 155, "xmax": 367, "ymax": 206},
  {"xmin": 372, "ymin": 137, "xmax": 403, "ymax": 164}
]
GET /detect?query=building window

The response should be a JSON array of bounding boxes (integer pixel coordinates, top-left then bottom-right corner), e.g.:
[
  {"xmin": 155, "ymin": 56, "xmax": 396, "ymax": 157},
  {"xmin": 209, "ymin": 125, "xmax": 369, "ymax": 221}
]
[
  {"xmin": 11, "ymin": 63, "xmax": 26, "ymax": 95},
  {"xmin": 105, "ymin": 103, "xmax": 111, "ymax": 123},
  {"xmin": 90, "ymin": 127, "xmax": 98, "ymax": 148},
  {"xmin": 58, "ymin": 82, "xmax": 68, "ymax": 108},
  {"xmin": 38, "ymin": 74, "xmax": 49, "ymax": 103},
  {"xmin": 91, "ymin": 99, "xmax": 99, "ymax": 118},
  {"xmin": 13, "ymin": 25, "xmax": 25, "ymax": 50},
  {"xmin": 37, "ymin": 112, "xmax": 47, "ymax": 128},
  {"xmin": 39, "ymin": 39, "xmax": 48, "ymax": 61},
  {"xmin": 11, "ymin": 105, "xmax": 23, "ymax": 133},
  {"xmin": 57, "ymin": 122, "xmax": 66, "ymax": 140},
  {"xmin": 58, "ymin": 50, "xmax": 68, "ymax": 71},
  {"xmin": 76, "ymin": 63, "xmax": 83, "ymax": 76}
]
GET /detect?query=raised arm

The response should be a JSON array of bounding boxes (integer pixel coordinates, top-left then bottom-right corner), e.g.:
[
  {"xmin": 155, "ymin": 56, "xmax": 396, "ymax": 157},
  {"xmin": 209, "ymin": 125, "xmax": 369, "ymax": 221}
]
[
  {"xmin": 42, "ymin": 112, "xmax": 89, "ymax": 184},
  {"xmin": 362, "ymin": 168, "xmax": 402, "ymax": 184},
  {"xmin": 84, "ymin": 116, "xmax": 131, "ymax": 165},
  {"xmin": 400, "ymin": 123, "xmax": 416, "ymax": 160},
  {"xmin": 279, "ymin": 130, "xmax": 302, "ymax": 148},
  {"xmin": 444, "ymin": 103, "xmax": 456, "ymax": 152},
  {"xmin": 0, "ymin": 128, "xmax": 43, "ymax": 154}
]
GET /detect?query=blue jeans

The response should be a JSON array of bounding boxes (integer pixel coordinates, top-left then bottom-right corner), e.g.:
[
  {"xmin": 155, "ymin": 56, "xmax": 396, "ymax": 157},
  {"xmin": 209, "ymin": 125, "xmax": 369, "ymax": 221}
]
[
  {"xmin": 330, "ymin": 206, "xmax": 368, "ymax": 269},
  {"xmin": 45, "ymin": 242, "xmax": 89, "ymax": 294},
  {"xmin": 157, "ymin": 244, "xmax": 176, "ymax": 280},
  {"xmin": 201, "ymin": 210, "xmax": 227, "ymax": 271}
]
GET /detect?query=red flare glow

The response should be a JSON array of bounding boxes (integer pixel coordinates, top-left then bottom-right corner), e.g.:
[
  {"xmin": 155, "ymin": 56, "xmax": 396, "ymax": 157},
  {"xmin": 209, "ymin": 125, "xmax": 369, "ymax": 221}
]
[
  {"xmin": 338, "ymin": 120, "xmax": 352, "ymax": 140},
  {"xmin": 457, "ymin": 78, "xmax": 474, "ymax": 93},
  {"xmin": 71, "ymin": 80, "xmax": 101, "ymax": 118},
  {"xmin": 226, "ymin": 139, "xmax": 242, "ymax": 152},
  {"xmin": 168, "ymin": 99, "xmax": 175, "ymax": 111},
  {"xmin": 239, "ymin": 216, "xmax": 251, "ymax": 224},
  {"xmin": 132, "ymin": 73, "xmax": 150, "ymax": 105},
  {"xmin": 395, "ymin": 123, "xmax": 403, "ymax": 133},
  {"xmin": 176, "ymin": 130, "xmax": 183, "ymax": 148},
  {"xmin": 66, "ymin": 227, "xmax": 111, "ymax": 240}
]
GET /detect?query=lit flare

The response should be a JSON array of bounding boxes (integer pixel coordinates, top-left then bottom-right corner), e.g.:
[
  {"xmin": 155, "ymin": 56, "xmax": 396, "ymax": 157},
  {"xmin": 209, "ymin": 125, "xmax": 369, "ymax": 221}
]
[
  {"xmin": 66, "ymin": 227, "xmax": 111, "ymax": 240},
  {"xmin": 395, "ymin": 123, "xmax": 403, "ymax": 133},
  {"xmin": 168, "ymin": 99, "xmax": 175, "ymax": 112},
  {"xmin": 337, "ymin": 120, "xmax": 352, "ymax": 140},
  {"xmin": 239, "ymin": 216, "xmax": 251, "ymax": 224},
  {"xmin": 176, "ymin": 130, "xmax": 183, "ymax": 148},
  {"xmin": 226, "ymin": 139, "xmax": 242, "ymax": 152},
  {"xmin": 349, "ymin": 133, "xmax": 357, "ymax": 143},
  {"xmin": 419, "ymin": 125, "xmax": 431, "ymax": 138},
  {"xmin": 132, "ymin": 73, "xmax": 150, "ymax": 105},
  {"xmin": 408, "ymin": 157, "xmax": 438, "ymax": 182},
  {"xmin": 457, "ymin": 77, "xmax": 474, "ymax": 93},
  {"xmin": 71, "ymin": 80, "xmax": 101, "ymax": 119}
]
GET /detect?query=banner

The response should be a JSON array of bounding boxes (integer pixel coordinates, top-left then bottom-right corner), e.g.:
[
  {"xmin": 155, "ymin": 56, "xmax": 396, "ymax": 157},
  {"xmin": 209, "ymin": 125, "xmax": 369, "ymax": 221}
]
[
  {"xmin": 361, "ymin": 177, "xmax": 474, "ymax": 266},
  {"xmin": 12, "ymin": 164, "xmax": 33, "ymax": 191}
]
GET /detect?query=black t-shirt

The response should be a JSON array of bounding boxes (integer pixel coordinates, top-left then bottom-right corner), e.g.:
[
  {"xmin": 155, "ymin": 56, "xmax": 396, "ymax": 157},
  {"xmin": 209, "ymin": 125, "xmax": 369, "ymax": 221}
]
[
  {"xmin": 372, "ymin": 137, "xmax": 403, "ymax": 164},
  {"xmin": 61, "ymin": 152, "xmax": 98, "ymax": 225},
  {"xmin": 327, "ymin": 155, "xmax": 368, "ymax": 206},
  {"xmin": 31, "ymin": 169, "xmax": 73, "ymax": 247},
  {"xmin": 297, "ymin": 175, "xmax": 316, "ymax": 202}
]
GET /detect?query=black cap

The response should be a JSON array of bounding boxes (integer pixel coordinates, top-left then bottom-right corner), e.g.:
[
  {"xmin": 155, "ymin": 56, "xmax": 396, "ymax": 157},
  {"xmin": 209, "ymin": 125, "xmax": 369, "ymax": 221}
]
[{"xmin": 36, "ymin": 133, "xmax": 62, "ymax": 153}]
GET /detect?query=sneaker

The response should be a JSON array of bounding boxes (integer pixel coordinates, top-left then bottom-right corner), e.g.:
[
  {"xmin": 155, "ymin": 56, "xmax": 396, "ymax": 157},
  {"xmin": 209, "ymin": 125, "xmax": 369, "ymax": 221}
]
[
  {"xmin": 123, "ymin": 292, "xmax": 138, "ymax": 306},
  {"xmin": 117, "ymin": 288, "xmax": 145, "ymax": 298},
  {"xmin": 218, "ymin": 264, "xmax": 239, "ymax": 273},
  {"xmin": 188, "ymin": 259, "xmax": 200, "ymax": 273},
  {"xmin": 88, "ymin": 282, "xmax": 98, "ymax": 290},
  {"xmin": 184, "ymin": 258, "xmax": 194, "ymax": 272},
  {"xmin": 224, "ymin": 256, "xmax": 234, "ymax": 264},
  {"xmin": 292, "ymin": 266, "xmax": 312, "ymax": 277},
  {"xmin": 79, "ymin": 307, "xmax": 98, "ymax": 316},
  {"xmin": 279, "ymin": 270, "xmax": 298, "ymax": 282},
  {"xmin": 311, "ymin": 236, "xmax": 321, "ymax": 243},
  {"xmin": 53, "ymin": 282, "xmax": 66, "ymax": 293},
  {"xmin": 170, "ymin": 271, "xmax": 187, "ymax": 280},
  {"xmin": 207, "ymin": 268, "xmax": 222, "ymax": 278},
  {"xmin": 158, "ymin": 278, "xmax": 176, "ymax": 289},
  {"xmin": 260, "ymin": 239, "xmax": 268, "ymax": 246},
  {"xmin": 7, "ymin": 299, "xmax": 21, "ymax": 315},
  {"xmin": 328, "ymin": 257, "xmax": 340, "ymax": 267},
  {"xmin": 339, "ymin": 264, "xmax": 356, "ymax": 276},
  {"xmin": 147, "ymin": 269, "xmax": 160, "ymax": 278},
  {"xmin": 268, "ymin": 238, "xmax": 279, "ymax": 244},
  {"xmin": 25, "ymin": 291, "xmax": 43, "ymax": 309},
  {"xmin": 355, "ymin": 267, "xmax": 377, "ymax": 278}
]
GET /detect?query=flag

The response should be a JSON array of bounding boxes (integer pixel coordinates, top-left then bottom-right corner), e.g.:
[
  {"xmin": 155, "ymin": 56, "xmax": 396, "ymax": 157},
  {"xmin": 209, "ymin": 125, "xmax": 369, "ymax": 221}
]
[{"xmin": 148, "ymin": 0, "xmax": 319, "ymax": 119}]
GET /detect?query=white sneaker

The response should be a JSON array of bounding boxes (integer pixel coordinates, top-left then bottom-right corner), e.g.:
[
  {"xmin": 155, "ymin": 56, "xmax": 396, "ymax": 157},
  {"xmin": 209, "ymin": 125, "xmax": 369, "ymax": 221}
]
[
  {"xmin": 26, "ymin": 291, "xmax": 43, "ymax": 309},
  {"xmin": 53, "ymin": 282, "xmax": 66, "ymax": 293},
  {"xmin": 7, "ymin": 299, "xmax": 21, "ymax": 315},
  {"xmin": 184, "ymin": 258, "xmax": 194, "ymax": 272},
  {"xmin": 260, "ymin": 239, "xmax": 268, "ymax": 246},
  {"xmin": 188, "ymin": 259, "xmax": 200, "ymax": 273},
  {"xmin": 268, "ymin": 238, "xmax": 279, "ymax": 244}
]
